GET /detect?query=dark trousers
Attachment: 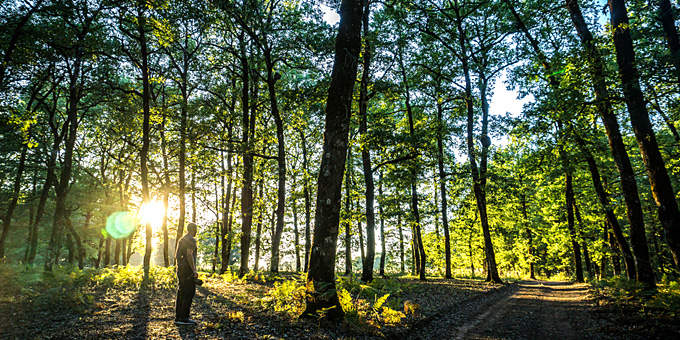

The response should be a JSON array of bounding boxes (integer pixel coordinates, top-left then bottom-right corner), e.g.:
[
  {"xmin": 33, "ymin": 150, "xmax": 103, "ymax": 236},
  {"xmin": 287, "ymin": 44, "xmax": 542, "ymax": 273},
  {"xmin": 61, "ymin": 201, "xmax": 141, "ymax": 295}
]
[{"xmin": 175, "ymin": 268, "xmax": 196, "ymax": 320}]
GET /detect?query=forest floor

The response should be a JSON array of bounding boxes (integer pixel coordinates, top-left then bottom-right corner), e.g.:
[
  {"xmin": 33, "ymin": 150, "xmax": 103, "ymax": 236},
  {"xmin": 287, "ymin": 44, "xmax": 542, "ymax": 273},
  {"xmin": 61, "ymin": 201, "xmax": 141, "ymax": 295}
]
[{"xmin": 0, "ymin": 270, "xmax": 678, "ymax": 339}]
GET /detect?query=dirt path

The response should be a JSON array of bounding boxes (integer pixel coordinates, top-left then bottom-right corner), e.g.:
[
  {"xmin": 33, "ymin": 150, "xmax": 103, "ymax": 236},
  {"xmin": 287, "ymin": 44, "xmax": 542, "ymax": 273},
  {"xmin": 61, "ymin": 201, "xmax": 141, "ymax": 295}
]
[{"xmin": 407, "ymin": 280, "xmax": 600, "ymax": 340}]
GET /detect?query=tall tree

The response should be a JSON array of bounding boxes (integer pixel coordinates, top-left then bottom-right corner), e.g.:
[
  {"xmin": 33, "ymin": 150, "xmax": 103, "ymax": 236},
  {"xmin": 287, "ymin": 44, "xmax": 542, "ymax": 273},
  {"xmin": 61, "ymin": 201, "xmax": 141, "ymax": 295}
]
[
  {"xmin": 608, "ymin": 0, "xmax": 680, "ymax": 270},
  {"xmin": 304, "ymin": 0, "xmax": 363, "ymax": 319}
]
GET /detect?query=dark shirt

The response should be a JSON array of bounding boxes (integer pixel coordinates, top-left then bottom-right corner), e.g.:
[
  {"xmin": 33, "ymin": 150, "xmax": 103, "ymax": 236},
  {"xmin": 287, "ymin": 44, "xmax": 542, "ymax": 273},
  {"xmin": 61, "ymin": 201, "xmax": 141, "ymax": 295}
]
[{"xmin": 175, "ymin": 233, "xmax": 197, "ymax": 273}]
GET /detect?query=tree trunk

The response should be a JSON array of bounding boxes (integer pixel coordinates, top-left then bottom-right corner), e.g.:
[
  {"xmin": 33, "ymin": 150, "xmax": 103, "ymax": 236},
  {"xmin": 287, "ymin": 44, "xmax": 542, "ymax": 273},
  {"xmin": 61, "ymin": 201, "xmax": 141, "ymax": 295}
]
[
  {"xmin": 65, "ymin": 213, "xmax": 84, "ymax": 269},
  {"xmin": 359, "ymin": 0, "xmax": 375, "ymax": 284},
  {"xmin": 358, "ymin": 214, "xmax": 365, "ymax": 265},
  {"xmin": 379, "ymin": 172, "xmax": 386, "ymax": 277},
  {"xmin": 293, "ymin": 179, "xmax": 301, "ymax": 272},
  {"xmin": 657, "ymin": 0, "xmax": 680, "ymax": 81},
  {"xmin": 436, "ymin": 100, "xmax": 452, "ymax": 279},
  {"xmin": 567, "ymin": 0, "xmax": 655, "ymax": 287},
  {"xmin": 220, "ymin": 126, "xmax": 234, "ymax": 273},
  {"xmin": 213, "ymin": 182, "xmax": 220, "ymax": 273},
  {"xmin": 137, "ymin": 7, "xmax": 153, "ymax": 277},
  {"xmin": 609, "ymin": 0, "xmax": 680, "ymax": 271},
  {"xmin": 254, "ymin": 182, "xmax": 263, "ymax": 272},
  {"xmin": 46, "ymin": 45, "xmax": 83, "ymax": 271},
  {"xmin": 304, "ymin": 0, "xmax": 363, "ymax": 319},
  {"xmin": 573, "ymin": 201, "xmax": 592, "ymax": 276},
  {"xmin": 398, "ymin": 214, "xmax": 404, "ymax": 273},
  {"xmin": 572, "ymin": 128, "xmax": 638, "ymax": 280},
  {"xmin": 239, "ymin": 32, "xmax": 255, "ymax": 277},
  {"xmin": 225, "ymin": 182, "xmax": 238, "ymax": 267},
  {"xmin": 265, "ymin": 50, "xmax": 287, "ymax": 274},
  {"xmin": 344, "ymin": 159, "xmax": 352, "ymax": 275},
  {"xmin": 301, "ymin": 131, "xmax": 312, "ymax": 272},
  {"xmin": 521, "ymin": 194, "xmax": 536, "ymax": 279},
  {"xmin": 161, "ymin": 113, "xmax": 170, "ymax": 267},
  {"xmin": 397, "ymin": 47, "xmax": 427, "ymax": 281},
  {"xmin": 565, "ymin": 173, "xmax": 585, "ymax": 283},
  {"xmin": 0, "ymin": 144, "xmax": 28, "ymax": 258}
]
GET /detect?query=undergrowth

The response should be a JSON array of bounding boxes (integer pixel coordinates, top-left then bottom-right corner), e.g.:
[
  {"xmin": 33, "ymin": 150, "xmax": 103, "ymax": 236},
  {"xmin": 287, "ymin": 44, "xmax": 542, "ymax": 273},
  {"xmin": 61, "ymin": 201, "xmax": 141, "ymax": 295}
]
[
  {"xmin": 259, "ymin": 272, "xmax": 408, "ymax": 335},
  {"xmin": 592, "ymin": 275, "xmax": 680, "ymax": 316}
]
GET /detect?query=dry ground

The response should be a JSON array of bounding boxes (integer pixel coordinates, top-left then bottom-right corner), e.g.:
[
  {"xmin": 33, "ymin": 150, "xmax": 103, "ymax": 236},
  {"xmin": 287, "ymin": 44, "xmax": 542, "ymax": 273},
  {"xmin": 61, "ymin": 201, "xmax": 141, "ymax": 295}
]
[{"xmin": 1, "ymin": 277, "xmax": 678, "ymax": 339}]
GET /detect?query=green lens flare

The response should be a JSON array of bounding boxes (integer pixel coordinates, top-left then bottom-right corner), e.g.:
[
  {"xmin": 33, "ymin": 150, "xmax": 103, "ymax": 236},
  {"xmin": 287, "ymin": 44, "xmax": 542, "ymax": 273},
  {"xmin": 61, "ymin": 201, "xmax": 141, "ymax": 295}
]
[{"xmin": 106, "ymin": 211, "xmax": 137, "ymax": 239}]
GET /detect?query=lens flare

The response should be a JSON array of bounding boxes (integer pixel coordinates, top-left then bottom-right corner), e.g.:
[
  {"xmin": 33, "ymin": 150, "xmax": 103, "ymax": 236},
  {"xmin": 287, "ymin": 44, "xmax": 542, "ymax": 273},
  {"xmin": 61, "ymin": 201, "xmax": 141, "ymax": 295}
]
[
  {"xmin": 105, "ymin": 211, "xmax": 136, "ymax": 239},
  {"xmin": 138, "ymin": 200, "xmax": 165, "ymax": 227}
]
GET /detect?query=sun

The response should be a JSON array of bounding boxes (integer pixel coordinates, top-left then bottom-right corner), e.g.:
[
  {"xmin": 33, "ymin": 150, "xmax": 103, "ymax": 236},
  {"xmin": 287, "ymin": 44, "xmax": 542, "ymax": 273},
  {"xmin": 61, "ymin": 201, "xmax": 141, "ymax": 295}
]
[{"xmin": 137, "ymin": 200, "xmax": 165, "ymax": 228}]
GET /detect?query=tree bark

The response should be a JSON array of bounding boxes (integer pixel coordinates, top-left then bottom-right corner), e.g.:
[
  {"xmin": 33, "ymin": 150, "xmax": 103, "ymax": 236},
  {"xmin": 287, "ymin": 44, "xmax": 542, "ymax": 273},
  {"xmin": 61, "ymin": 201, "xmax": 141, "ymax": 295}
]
[
  {"xmin": 304, "ymin": 0, "xmax": 363, "ymax": 319},
  {"xmin": 161, "ymin": 113, "xmax": 171, "ymax": 267},
  {"xmin": 358, "ymin": 0, "xmax": 375, "ymax": 284},
  {"xmin": 609, "ymin": 0, "xmax": 680, "ymax": 271},
  {"xmin": 379, "ymin": 171, "xmax": 386, "ymax": 277},
  {"xmin": 266, "ymin": 48, "xmax": 287, "ymax": 274},
  {"xmin": 521, "ymin": 194, "xmax": 536, "ymax": 279},
  {"xmin": 137, "ymin": 6, "xmax": 153, "ymax": 277},
  {"xmin": 657, "ymin": 0, "xmax": 680, "ymax": 81},
  {"xmin": 344, "ymin": 154, "xmax": 352, "ymax": 275},
  {"xmin": 436, "ymin": 99, "xmax": 452, "ymax": 279},
  {"xmin": 0, "ymin": 144, "xmax": 28, "ymax": 258},
  {"xmin": 397, "ymin": 46, "xmax": 427, "ymax": 281},
  {"xmin": 573, "ymin": 201, "xmax": 592, "ymax": 276},
  {"xmin": 239, "ymin": 33, "xmax": 255, "ymax": 277},
  {"xmin": 301, "ymin": 131, "xmax": 312, "ymax": 272},
  {"xmin": 565, "ymin": 173, "xmax": 585, "ymax": 283},
  {"xmin": 566, "ymin": 0, "xmax": 655, "ymax": 285},
  {"xmin": 398, "ymin": 214, "xmax": 405, "ymax": 273}
]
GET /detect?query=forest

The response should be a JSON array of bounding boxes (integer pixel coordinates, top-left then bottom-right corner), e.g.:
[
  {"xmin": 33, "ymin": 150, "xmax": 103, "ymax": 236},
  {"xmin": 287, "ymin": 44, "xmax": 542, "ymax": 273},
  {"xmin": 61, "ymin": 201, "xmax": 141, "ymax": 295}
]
[{"xmin": 1, "ymin": 0, "xmax": 679, "ymax": 338}]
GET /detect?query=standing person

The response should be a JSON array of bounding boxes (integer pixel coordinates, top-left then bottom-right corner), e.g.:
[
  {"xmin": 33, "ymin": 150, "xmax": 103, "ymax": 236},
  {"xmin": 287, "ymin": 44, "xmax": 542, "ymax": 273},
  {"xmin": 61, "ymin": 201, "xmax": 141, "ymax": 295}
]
[{"xmin": 175, "ymin": 222, "xmax": 199, "ymax": 325}]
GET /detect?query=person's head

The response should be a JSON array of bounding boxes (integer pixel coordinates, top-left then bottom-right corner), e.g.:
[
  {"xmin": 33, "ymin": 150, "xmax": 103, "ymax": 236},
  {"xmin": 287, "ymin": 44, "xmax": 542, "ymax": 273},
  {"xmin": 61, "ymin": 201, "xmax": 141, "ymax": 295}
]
[{"xmin": 187, "ymin": 222, "xmax": 197, "ymax": 237}]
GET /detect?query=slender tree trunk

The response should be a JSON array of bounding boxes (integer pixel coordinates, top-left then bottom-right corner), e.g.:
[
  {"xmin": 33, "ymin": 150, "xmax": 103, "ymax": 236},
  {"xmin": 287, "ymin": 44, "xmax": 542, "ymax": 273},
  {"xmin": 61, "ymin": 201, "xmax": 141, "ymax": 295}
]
[
  {"xmin": 344, "ymin": 162, "xmax": 352, "ymax": 275},
  {"xmin": 28, "ymin": 139, "xmax": 57, "ymax": 263},
  {"xmin": 565, "ymin": 171, "xmax": 585, "ymax": 283},
  {"xmin": 161, "ymin": 114, "xmax": 170, "ymax": 267},
  {"xmin": 213, "ymin": 181, "xmax": 220, "ymax": 273},
  {"xmin": 572, "ymin": 129, "xmax": 639, "ymax": 280},
  {"xmin": 379, "ymin": 171, "xmax": 386, "ymax": 277},
  {"xmin": 607, "ymin": 221, "xmax": 622, "ymax": 276},
  {"xmin": 225, "ymin": 183, "xmax": 238, "ymax": 267},
  {"xmin": 0, "ymin": 144, "xmax": 28, "ymax": 258},
  {"xmin": 398, "ymin": 214, "xmax": 404, "ymax": 273},
  {"xmin": 65, "ymin": 213, "xmax": 84, "ymax": 269},
  {"xmin": 359, "ymin": 0, "xmax": 375, "ymax": 284},
  {"xmin": 265, "ymin": 50, "xmax": 287, "ymax": 274},
  {"xmin": 358, "ymin": 212, "xmax": 365, "ymax": 265},
  {"xmin": 293, "ymin": 180, "xmax": 301, "ymax": 272},
  {"xmin": 436, "ymin": 100, "xmax": 452, "ymax": 279},
  {"xmin": 657, "ymin": 0, "xmax": 680, "ymax": 81},
  {"xmin": 138, "ymin": 7, "xmax": 153, "ymax": 277},
  {"xmin": 573, "ymin": 201, "xmax": 592, "ymax": 276},
  {"xmin": 239, "ymin": 33, "xmax": 255, "ymax": 277},
  {"xmin": 46, "ymin": 47, "xmax": 83, "ymax": 271},
  {"xmin": 301, "ymin": 131, "xmax": 312, "ymax": 272},
  {"xmin": 397, "ymin": 47, "xmax": 427, "ymax": 281},
  {"xmin": 304, "ymin": 0, "xmax": 363, "ymax": 319},
  {"xmin": 609, "ymin": 0, "xmax": 680, "ymax": 271},
  {"xmin": 521, "ymin": 194, "xmax": 536, "ymax": 279},
  {"xmin": 254, "ymin": 182, "xmax": 263, "ymax": 272}
]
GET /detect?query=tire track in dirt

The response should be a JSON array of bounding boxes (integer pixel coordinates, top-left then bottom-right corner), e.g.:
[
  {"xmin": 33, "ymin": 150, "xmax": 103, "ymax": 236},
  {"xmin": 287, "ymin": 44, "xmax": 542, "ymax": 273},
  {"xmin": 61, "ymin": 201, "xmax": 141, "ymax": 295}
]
[{"xmin": 407, "ymin": 280, "xmax": 600, "ymax": 340}]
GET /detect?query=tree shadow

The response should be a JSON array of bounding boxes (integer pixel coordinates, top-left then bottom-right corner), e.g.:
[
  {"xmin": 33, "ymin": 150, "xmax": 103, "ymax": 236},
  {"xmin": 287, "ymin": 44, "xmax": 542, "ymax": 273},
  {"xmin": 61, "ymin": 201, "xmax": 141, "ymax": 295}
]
[{"xmin": 123, "ymin": 283, "xmax": 151, "ymax": 339}]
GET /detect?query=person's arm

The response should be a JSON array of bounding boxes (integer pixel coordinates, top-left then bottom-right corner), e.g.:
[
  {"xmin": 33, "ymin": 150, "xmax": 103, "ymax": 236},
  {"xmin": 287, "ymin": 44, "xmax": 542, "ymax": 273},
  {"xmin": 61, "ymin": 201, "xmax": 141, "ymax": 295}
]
[{"xmin": 186, "ymin": 248, "xmax": 198, "ymax": 278}]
